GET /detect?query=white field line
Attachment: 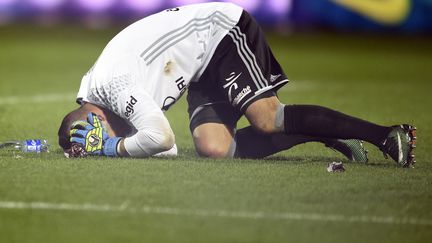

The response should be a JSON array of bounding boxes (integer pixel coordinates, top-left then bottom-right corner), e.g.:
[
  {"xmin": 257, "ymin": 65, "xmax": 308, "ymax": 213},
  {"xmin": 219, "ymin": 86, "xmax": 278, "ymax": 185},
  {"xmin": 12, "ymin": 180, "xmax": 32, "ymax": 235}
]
[
  {"xmin": 0, "ymin": 93, "xmax": 76, "ymax": 105},
  {"xmin": 0, "ymin": 200, "xmax": 431, "ymax": 226}
]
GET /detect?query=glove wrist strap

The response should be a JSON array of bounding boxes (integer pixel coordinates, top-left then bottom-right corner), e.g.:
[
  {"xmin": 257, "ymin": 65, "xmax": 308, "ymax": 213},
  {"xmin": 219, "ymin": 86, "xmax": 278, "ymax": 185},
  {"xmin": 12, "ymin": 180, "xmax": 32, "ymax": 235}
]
[{"xmin": 104, "ymin": 137, "xmax": 121, "ymax": 157}]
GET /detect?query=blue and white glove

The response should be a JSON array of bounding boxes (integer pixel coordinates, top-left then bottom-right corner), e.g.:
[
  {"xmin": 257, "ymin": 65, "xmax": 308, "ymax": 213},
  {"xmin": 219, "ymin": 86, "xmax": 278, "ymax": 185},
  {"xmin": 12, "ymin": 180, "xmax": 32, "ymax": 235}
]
[{"xmin": 69, "ymin": 112, "xmax": 121, "ymax": 157}]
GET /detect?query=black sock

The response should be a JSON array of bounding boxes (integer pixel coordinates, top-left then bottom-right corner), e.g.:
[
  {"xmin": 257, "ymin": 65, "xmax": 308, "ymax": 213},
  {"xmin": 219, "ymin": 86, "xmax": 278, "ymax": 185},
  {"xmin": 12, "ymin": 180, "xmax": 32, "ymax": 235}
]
[
  {"xmin": 283, "ymin": 105, "xmax": 391, "ymax": 147},
  {"xmin": 234, "ymin": 126, "xmax": 321, "ymax": 158}
]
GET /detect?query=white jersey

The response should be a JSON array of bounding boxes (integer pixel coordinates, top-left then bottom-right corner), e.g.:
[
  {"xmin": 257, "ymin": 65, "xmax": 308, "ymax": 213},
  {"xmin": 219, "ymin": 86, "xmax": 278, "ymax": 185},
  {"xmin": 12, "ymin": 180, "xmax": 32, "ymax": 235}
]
[
  {"xmin": 76, "ymin": 2, "xmax": 243, "ymax": 157},
  {"xmin": 78, "ymin": 2, "xmax": 242, "ymax": 112}
]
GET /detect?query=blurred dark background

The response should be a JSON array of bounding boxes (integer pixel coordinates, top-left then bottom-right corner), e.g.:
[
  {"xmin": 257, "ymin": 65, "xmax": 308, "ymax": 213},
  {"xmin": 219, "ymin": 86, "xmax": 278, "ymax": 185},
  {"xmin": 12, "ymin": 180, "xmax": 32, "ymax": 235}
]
[{"xmin": 1, "ymin": 0, "xmax": 431, "ymax": 33}]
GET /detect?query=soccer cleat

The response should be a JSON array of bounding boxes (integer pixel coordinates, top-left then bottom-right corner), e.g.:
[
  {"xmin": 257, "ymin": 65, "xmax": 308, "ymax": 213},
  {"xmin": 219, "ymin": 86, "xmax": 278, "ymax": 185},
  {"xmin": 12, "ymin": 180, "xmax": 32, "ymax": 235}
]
[
  {"xmin": 325, "ymin": 139, "xmax": 368, "ymax": 163},
  {"xmin": 380, "ymin": 124, "xmax": 417, "ymax": 168}
]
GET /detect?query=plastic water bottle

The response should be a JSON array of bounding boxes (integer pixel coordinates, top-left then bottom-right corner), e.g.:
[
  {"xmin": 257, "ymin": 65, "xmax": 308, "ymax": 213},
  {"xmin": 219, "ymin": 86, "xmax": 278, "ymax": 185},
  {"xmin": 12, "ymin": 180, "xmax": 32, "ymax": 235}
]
[{"xmin": 0, "ymin": 139, "xmax": 49, "ymax": 153}]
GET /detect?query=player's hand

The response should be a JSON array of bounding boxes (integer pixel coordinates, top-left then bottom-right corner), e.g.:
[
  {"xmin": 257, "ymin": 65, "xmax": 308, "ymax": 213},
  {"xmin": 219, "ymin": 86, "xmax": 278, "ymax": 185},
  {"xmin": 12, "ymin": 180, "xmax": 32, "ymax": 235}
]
[{"xmin": 69, "ymin": 112, "xmax": 121, "ymax": 156}]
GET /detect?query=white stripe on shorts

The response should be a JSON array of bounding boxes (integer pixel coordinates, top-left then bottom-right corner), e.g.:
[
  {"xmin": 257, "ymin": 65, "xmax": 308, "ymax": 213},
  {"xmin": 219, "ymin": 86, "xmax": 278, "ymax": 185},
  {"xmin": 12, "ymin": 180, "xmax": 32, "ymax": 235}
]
[
  {"xmin": 231, "ymin": 26, "xmax": 268, "ymax": 88},
  {"xmin": 227, "ymin": 30, "xmax": 267, "ymax": 90}
]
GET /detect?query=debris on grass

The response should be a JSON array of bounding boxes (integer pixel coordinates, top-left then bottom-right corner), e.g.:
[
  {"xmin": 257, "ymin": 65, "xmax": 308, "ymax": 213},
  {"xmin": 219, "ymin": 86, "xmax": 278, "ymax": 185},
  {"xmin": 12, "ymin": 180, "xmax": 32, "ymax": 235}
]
[{"xmin": 327, "ymin": 161, "xmax": 345, "ymax": 172}]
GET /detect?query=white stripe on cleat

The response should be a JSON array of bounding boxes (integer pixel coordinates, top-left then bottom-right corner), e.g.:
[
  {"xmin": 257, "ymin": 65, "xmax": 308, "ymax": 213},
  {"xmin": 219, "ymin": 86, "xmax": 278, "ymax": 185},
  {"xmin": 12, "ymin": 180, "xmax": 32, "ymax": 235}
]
[{"xmin": 397, "ymin": 132, "xmax": 403, "ymax": 163}]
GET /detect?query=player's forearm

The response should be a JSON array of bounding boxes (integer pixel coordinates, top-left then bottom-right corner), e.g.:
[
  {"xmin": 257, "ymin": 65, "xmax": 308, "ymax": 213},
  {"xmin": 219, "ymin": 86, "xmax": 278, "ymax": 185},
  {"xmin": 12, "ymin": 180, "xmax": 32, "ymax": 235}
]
[
  {"xmin": 119, "ymin": 97, "xmax": 176, "ymax": 157},
  {"xmin": 120, "ymin": 127, "xmax": 175, "ymax": 157},
  {"xmin": 116, "ymin": 137, "xmax": 177, "ymax": 157}
]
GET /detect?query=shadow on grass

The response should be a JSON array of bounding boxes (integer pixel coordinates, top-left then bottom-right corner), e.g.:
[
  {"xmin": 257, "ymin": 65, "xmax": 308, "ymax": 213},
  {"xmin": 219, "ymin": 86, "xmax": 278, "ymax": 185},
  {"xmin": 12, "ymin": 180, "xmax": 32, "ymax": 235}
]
[
  {"xmin": 17, "ymin": 147, "xmax": 397, "ymax": 169},
  {"xmin": 263, "ymin": 156, "xmax": 397, "ymax": 168}
]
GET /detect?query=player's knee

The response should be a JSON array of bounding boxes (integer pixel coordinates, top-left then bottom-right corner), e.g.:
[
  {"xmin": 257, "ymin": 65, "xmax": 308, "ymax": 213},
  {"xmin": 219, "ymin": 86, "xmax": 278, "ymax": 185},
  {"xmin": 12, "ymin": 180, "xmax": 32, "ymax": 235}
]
[
  {"xmin": 194, "ymin": 140, "xmax": 229, "ymax": 159},
  {"xmin": 192, "ymin": 123, "xmax": 234, "ymax": 158},
  {"xmin": 193, "ymin": 135, "xmax": 229, "ymax": 158}
]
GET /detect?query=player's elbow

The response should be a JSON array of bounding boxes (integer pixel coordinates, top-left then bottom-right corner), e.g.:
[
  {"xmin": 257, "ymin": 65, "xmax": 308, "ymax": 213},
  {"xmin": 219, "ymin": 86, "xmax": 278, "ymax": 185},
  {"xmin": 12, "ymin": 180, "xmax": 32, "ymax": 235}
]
[
  {"xmin": 140, "ymin": 122, "xmax": 175, "ymax": 153},
  {"xmin": 149, "ymin": 118, "xmax": 175, "ymax": 152},
  {"xmin": 159, "ymin": 127, "xmax": 175, "ymax": 151}
]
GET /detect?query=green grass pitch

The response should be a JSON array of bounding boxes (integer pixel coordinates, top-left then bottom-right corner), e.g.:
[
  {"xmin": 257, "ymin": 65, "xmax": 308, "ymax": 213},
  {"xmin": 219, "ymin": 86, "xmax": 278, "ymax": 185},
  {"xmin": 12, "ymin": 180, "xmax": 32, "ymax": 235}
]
[{"xmin": 0, "ymin": 25, "xmax": 431, "ymax": 243}]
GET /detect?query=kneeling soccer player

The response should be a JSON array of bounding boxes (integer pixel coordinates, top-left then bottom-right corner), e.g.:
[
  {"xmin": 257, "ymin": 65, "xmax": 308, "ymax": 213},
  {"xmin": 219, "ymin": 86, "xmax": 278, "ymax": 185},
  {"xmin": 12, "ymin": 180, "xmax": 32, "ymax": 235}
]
[{"xmin": 58, "ymin": 2, "xmax": 416, "ymax": 166}]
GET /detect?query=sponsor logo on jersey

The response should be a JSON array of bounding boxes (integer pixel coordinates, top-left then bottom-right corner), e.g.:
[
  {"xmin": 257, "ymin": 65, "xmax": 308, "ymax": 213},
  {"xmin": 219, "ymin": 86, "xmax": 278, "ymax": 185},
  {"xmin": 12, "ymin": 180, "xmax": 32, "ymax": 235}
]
[
  {"xmin": 232, "ymin": 85, "xmax": 251, "ymax": 106},
  {"xmin": 125, "ymin": 96, "xmax": 137, "ymax": 118},
  {"xmin": 175, "ymin": 76, "xmax": 187, "ymax": 95},
  {"xmin": 166, "ymin": 7, "xmax": 180, "ymax": 12},
  {"xmin": 223, "ymin": 72, "xmax": 242, "ymax": 88},
  {"xmin": 223, "ymin": 72, "xmax": 242, "ymax": 103}
]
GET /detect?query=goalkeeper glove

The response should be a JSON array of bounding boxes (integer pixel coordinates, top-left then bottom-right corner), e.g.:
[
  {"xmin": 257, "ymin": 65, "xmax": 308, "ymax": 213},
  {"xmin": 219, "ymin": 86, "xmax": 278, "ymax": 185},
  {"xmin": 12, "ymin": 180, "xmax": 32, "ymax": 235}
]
[{"xmin": 69, "ymin": 112, "xmax": 121, "ymax": 156}]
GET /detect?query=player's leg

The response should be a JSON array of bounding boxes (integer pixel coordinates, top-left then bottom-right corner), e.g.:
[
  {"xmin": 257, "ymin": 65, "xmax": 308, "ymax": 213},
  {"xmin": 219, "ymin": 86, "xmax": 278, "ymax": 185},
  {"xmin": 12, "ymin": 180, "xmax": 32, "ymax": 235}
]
[
  {"xmin": 187, "ymin": 74, "xmax": 240, "ymax": 158},
  {"xmin": 192, "ymin": 123, "xmax": 234, "ymax": 158},
  {"xmin": 226, "ymin": 11, "xmax": 391, "ymax": 146},
  {"xmin": 187, "ymin": 67, "xmax": 359, "ymax": 159},
  {"xmin": 218, "ymin": 10, "xmax": 415, "ymax": 166},
  {"xmin": 187, "ymin": 10, "xmax": 368, "ymax": 161},
  {"xmin": 244, "ymin": 98, "xmax": 416, "ymax": 166},
  {"xmin": 233, "ymin": 126, "xmax": 368, "ymax": 162},
  {"xmin": 188, "ymin": 99, "xmax": 367, "ymax": 161},
  {"xmin": 244, "ymin": 96, "xmax": 389, "ymax": 147}
]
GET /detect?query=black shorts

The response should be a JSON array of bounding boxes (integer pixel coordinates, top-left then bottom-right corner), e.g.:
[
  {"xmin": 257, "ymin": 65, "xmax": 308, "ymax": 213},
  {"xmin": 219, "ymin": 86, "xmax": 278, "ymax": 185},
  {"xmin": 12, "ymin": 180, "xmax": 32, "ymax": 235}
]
[{"xmin": 187, "ymin": 10, "xmax": 289, "ymax": 132}]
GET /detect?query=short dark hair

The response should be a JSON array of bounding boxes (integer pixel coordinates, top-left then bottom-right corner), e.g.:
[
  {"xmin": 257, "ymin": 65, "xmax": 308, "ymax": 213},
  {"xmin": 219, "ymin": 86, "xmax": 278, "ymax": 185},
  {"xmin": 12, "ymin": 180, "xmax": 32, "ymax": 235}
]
[{"xmin": 57, "ymin": 107, "xmax": 87, "ymax": 150}]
